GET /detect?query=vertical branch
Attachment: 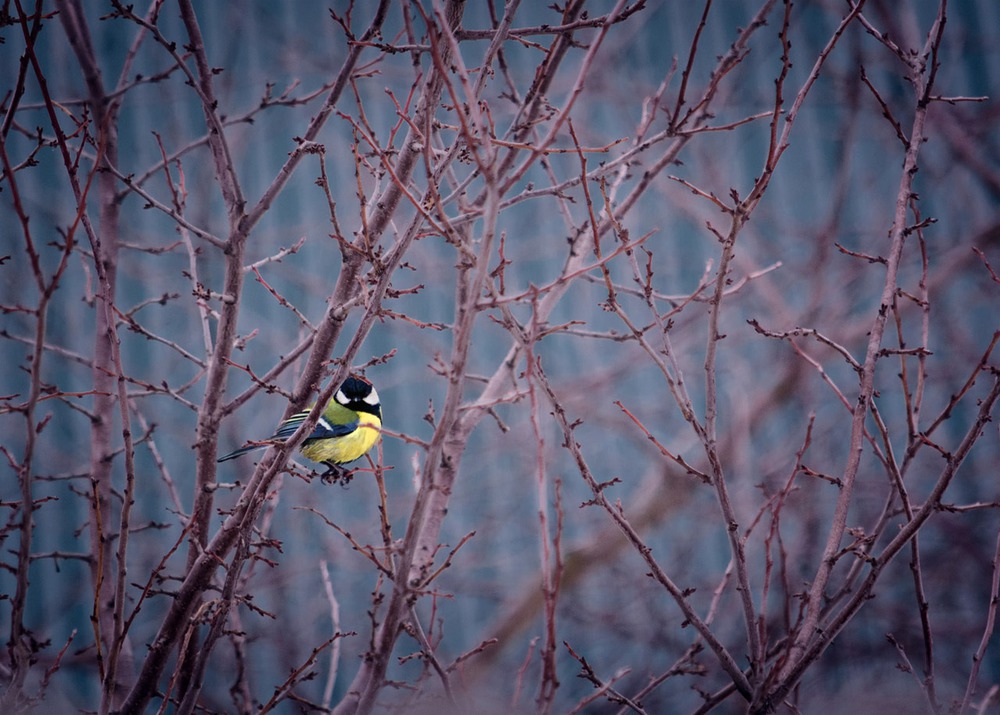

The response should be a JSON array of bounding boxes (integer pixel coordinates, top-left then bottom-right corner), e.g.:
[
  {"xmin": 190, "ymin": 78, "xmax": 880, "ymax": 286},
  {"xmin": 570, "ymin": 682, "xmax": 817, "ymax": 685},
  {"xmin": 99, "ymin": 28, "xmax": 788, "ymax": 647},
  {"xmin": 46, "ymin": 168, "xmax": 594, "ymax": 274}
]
[
  {"xmin": 320, "ymin": 561, "xmax": 343, "ymax": 710},
  {"xmin": 53, "ymin": 2, "xmax": 141, "ymax": 709},
  {"xmin": 959, "ymin": 523, "xmax": 1000, "ymax": 715},
  {"xmin": 526, "ymin": 331, "xmax": 562, "ymax": 712},
  {"xmin": 2, "ymin": 0, "xmax": 42, "ymax": 140},
  {"xmin": 908, "ymin": 231, "xmax": 938, "ymax": 709},
  {"xmin": 179, "ymin": 0, "xmax": 248, "ymax": 555},
  {"xmin": 345, "ymin": 182, "xmax": 500, "ymax": 715},
  {"xmin": 153, "ymin": 0, "xmax": 254, "ymax": 703},
  {"xmin": 701, "ymin": 214, "xmax": 762, "ymax": 681},
  {"xmin": 668, "ymin": 0, "xmax": 712, "ymax": 129},
  {"xmin": 780, "ymin": 1, "xmax": 945, "ymax": 682},
  {"xmin": 0, "ymin": 14, "xmax": 78, "ymax": 695}
]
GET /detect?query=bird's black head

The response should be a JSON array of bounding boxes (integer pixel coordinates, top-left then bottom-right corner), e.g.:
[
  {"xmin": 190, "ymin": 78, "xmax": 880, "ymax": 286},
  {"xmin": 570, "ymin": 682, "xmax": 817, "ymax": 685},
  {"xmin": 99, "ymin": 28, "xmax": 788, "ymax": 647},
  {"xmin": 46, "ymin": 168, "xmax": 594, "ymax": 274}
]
[{"xmin": 335, "ymin": 375, "xmax": 381, "ymax": 419}]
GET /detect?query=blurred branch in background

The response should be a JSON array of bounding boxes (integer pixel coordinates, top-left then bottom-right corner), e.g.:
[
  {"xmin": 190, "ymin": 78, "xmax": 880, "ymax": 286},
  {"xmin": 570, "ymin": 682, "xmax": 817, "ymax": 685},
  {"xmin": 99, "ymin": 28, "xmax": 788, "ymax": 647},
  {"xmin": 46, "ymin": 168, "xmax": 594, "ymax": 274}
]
[{"xmin": 1, "ymin": 1, "xmax": 998, "ymax": 714}]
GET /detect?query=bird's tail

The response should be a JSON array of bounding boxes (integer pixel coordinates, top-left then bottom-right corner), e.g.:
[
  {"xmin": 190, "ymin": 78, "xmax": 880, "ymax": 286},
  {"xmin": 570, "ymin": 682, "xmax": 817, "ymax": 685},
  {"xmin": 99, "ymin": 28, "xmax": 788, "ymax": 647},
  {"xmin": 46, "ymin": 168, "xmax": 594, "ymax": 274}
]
[{"xmin": 217, "ymin": 443, "xmax": 266, "ymax": 462}]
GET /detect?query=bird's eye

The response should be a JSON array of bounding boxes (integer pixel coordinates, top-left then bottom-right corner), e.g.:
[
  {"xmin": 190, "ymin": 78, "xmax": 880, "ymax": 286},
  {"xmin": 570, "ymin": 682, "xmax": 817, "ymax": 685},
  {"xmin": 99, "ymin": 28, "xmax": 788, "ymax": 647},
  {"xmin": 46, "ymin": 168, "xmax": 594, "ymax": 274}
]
[
  {"xmin": 335, "ymin": 389, "xmax": 348, "ymax": 405},
  {"xmin": 363, "ymin": 388, "xmax": 380, "ymax": 406}
]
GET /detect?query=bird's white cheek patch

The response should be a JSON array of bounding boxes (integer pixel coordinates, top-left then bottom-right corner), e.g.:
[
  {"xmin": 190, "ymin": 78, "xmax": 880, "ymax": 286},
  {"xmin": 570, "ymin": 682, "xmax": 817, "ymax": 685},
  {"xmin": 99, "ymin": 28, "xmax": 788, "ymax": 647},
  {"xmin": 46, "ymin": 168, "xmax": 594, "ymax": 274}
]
[
  {"xmin": 335, "ymin": 389, "xmax": 348, "ymax": 405},
  {"xmin": 364, "ymin": 388, "xmax": 380, "ymax": 406}
]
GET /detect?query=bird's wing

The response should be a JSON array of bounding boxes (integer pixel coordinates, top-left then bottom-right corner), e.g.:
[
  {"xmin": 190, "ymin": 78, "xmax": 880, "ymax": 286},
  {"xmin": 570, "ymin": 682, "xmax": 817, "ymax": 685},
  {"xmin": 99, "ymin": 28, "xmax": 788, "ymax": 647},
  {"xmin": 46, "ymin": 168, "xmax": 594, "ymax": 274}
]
[{"xmin": 274, "ymin": 411, "xmax": 358, "ymax": 441}]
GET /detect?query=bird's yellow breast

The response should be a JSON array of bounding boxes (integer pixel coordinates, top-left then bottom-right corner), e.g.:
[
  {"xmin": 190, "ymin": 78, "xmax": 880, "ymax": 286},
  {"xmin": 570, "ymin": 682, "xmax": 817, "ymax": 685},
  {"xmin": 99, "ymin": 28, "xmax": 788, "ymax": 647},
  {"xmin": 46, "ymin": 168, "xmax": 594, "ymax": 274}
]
[{"xmin": 300, "ymin": 413, "xmax": 381, "ymax": 465}]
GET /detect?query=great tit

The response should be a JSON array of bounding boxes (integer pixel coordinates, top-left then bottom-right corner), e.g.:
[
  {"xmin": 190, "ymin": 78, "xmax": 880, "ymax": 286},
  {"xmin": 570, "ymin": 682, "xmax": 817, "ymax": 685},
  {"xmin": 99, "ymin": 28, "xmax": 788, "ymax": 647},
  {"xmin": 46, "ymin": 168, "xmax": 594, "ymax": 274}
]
[{"xmin": 218, "ymin": 374, "xmax": 382, "ymax": 480}]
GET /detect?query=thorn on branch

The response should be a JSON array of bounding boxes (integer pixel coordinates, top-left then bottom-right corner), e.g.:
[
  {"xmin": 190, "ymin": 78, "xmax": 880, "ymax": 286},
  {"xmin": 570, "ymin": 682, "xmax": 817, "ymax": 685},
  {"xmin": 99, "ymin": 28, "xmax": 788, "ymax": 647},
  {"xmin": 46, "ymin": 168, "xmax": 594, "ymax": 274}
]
[{"xmin": 595, "ymin": 477, "xmax": 621, "ymax": 492}]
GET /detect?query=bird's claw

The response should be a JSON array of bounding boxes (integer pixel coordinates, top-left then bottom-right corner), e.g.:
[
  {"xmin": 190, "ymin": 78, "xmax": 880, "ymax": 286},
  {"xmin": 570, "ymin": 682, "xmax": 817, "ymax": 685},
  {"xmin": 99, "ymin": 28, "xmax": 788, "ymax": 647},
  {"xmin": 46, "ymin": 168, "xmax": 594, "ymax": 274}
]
[{"xmin": 320, "ymin": 463, "xmax": 353, "ymax": 486}]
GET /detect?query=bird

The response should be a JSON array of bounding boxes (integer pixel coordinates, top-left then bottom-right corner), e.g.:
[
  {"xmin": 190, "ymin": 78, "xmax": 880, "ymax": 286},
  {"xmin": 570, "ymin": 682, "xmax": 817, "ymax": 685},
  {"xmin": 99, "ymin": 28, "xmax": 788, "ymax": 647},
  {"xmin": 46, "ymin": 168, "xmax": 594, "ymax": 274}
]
[{"xmin": 218, "ymin": 374, "xmax": 382, "ymax": 482}]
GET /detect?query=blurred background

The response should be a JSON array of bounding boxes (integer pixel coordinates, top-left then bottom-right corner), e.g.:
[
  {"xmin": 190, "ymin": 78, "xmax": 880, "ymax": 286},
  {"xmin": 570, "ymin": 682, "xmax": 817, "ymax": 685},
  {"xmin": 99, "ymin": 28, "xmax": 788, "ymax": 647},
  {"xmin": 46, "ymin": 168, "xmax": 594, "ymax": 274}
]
[{"xmin": 2, "ymin": 1, "xmax": 999, "ymax": 712}]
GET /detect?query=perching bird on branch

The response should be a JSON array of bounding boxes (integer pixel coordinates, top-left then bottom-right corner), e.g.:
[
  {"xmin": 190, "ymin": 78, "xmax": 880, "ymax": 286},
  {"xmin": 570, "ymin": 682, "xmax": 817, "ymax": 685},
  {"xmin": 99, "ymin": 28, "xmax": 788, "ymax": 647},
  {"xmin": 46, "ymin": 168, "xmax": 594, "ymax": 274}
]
[{"xmin": 218, "ymin": 374, "xmax": 382, "ymax": 482}]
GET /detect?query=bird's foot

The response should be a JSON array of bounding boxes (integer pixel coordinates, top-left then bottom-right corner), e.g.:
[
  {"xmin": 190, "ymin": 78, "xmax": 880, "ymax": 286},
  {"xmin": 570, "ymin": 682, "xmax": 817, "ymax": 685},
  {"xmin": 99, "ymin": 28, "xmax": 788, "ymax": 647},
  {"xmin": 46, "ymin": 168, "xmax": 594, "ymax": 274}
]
[{"xmin": 320, "ymin": 463, "xmax": 353, "ymax": 486}]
